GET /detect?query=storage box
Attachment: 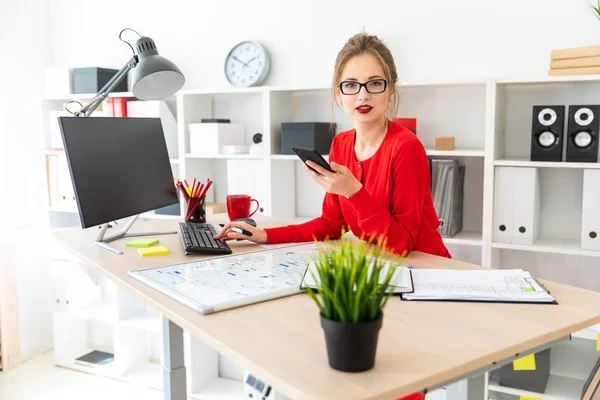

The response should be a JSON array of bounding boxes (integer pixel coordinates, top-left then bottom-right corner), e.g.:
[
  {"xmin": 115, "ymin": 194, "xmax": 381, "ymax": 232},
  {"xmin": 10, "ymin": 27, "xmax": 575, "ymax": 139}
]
[
  {"xmin": 280, "ymin": 122, "xmax": 336, "ymax": 155},
  {"xmin": 497, "ymin": 349, "xmax": 551, "ymax": 393},
  {"xmin": 189, "ymin": 123, "xmax": 245, "ymax": 155},
  {"xmin": 71, "ymin": 67, "xmax": 128, "ymax": 94},
  {"xmin": 434, "ymin": 136, "xmax": 455, "ymax": 150}
]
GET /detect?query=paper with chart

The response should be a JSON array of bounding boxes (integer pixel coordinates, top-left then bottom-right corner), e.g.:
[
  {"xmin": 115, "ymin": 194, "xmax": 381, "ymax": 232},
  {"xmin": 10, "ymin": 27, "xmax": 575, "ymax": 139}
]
[
  {"xmin": 401, "ymin": 269, "xmax": 556, "ymax": 303},
  {"xmin": 128, "ymin": 242, "xmax": 325, "ymax": 314}
]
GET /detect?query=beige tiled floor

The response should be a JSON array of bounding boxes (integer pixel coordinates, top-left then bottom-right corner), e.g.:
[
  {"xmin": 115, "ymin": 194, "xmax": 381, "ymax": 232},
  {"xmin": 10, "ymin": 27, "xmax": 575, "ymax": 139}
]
[{"xmin": 0, "ymin": 351, "xmax": 163, "ymax": 400}]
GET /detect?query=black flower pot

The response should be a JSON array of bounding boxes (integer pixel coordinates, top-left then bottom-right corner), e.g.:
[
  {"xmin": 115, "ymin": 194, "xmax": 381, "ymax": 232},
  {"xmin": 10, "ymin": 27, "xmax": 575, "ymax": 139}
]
[{"xmin": 320, "ymin": 314, "xmax": 383, "ymax": 372}]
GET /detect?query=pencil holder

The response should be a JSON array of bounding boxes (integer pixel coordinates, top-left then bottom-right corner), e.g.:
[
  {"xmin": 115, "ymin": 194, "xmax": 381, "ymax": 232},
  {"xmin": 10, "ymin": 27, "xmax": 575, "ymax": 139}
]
[{"xmin": 185, "ymin": 196, "xmax": 206, "ymax": 222}]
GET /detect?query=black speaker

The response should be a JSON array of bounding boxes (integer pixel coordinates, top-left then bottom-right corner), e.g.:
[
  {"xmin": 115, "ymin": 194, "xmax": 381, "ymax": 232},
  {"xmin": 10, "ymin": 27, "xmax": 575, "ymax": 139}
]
[
  {"xmin": 566, "ymin": 105, "xmax": 600, "ymax": 162},
  {"xmin": 530, "ymin": 106, "xmax": 565, "ymax": 162}
]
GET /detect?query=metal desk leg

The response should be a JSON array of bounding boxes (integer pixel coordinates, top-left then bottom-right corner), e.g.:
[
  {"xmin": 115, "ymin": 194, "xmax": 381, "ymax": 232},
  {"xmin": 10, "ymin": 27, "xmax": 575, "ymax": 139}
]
[{"xmin": 162, "ymin": 316, "xmax": 187, "ymax": 400}]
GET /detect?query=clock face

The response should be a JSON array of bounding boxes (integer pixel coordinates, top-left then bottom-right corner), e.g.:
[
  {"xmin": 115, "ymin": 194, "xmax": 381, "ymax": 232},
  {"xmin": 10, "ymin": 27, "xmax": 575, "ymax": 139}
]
[{"xmin": 225, "ymin": 41, "xmax": 270, "ymax": 87}]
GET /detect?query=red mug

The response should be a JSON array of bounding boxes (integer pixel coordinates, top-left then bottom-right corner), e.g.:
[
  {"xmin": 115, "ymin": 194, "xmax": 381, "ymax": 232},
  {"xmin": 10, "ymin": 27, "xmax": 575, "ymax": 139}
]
[{"xmin": 226, "ymin": 194, "xmax": 260, "ymax": 221}]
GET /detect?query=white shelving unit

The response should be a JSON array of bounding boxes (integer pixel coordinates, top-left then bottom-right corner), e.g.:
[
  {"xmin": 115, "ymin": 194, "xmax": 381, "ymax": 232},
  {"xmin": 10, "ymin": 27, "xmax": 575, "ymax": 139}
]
[{"xmin": 42, "ymin": 74, "xmax": 600, "ymax": 399}]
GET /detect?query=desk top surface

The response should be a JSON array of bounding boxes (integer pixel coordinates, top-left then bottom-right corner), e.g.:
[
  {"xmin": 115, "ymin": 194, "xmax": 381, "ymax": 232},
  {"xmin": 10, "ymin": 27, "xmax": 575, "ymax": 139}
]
[{"xmin": 52, "ymin": 215, "xmax": 600, "ymax": 400}]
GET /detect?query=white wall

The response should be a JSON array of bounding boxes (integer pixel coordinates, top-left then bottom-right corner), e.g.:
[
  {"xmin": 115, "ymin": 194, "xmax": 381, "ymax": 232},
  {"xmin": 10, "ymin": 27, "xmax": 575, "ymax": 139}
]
[
  {"xmin": 0, "ymin": 0, "xmax": 54, "ymax": 362},
  {"xmin": 47, "ymin": 0, "xmax": 600, "ymax": 89}
]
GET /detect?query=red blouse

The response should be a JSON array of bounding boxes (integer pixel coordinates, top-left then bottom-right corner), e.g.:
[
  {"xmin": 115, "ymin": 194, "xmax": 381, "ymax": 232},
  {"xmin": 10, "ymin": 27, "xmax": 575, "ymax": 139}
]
[{"xmin": 265, "ymin": 119, "xmax": 451, "ymax": 258}]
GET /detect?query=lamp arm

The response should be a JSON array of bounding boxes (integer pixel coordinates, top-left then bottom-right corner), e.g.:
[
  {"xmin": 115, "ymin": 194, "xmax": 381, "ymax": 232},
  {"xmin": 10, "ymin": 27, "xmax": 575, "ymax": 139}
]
[{"xmin": 75, "ymin": 55, "xmax": 138, "ymax": 117}]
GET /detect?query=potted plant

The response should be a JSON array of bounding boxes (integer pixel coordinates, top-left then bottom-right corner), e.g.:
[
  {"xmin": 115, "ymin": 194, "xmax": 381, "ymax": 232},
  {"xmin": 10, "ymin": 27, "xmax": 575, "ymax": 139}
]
[{"xmin": 304, "ymin": 235, "xmax": 404, "ymax": 372}]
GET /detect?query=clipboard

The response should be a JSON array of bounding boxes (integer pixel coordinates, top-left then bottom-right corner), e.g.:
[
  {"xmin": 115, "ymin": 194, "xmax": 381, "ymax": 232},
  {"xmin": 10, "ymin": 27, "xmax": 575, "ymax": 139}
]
[{"xmin": 399, "ymin": 269, "xmax": 558, "ymax": 304}]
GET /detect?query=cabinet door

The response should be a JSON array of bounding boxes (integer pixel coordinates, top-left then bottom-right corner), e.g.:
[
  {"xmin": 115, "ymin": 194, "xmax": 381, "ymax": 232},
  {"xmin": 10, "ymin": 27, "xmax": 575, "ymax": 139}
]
[
  {"xmin": 582, "ymin": 169, "xmax": 600, "ymax": 251},
  {"xmin": 512, "ymin": 167, "xmax": 540, "ymax": 245},
  {"xmin": 492, "ymin": 167, "xmax": 514, "ymax": 243}
]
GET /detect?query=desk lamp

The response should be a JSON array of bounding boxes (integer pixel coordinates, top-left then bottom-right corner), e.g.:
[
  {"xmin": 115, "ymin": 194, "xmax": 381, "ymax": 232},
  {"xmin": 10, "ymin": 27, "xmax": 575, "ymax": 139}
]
[
  {"xmin": 65, "ymin": 28, "xmax": 185, "ymax": 254},
  {"xmin": 73, "ymin": 28, "xmax": 185, "ymax": 117}
]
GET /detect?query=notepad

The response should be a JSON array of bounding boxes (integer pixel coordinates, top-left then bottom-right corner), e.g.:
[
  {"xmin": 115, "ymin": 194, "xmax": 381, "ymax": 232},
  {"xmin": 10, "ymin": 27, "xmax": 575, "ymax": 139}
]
[
  {"xmin": 400, "ymin": 269, "xmax": 557, "ymax": 304},
  {"xmin": 137, "ymin": 246, "xmax": 170, "ymax": 256},
  {"xmin": 300, "ymin": 260, "xmax": 414, "ymax": 294},
  {"xmin": 126, "ymin": 238, "xmax": 159, "ymax": 247}
]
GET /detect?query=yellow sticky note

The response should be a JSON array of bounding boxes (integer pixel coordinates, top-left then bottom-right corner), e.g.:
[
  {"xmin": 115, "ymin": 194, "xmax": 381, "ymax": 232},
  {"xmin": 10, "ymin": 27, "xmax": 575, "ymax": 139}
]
[
  {"xmin": 137, "ymin": 246, "xmax": 170, "ymax": 256},
  {"xmin": 597, "ymin": 333, "xmax": 600, "ymax": 351},
  {"xmin": 513, "ymin": 354, "xmax": 536, "ymax": 371},
  {"xmin": 521, "ymin": 397, "xmax": 542, "ymax": 400}
]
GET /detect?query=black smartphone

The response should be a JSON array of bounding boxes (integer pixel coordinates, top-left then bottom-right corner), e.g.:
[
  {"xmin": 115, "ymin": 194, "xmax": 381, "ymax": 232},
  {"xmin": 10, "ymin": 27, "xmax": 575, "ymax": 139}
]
[{"xmin": 291, "ymin": 146, "xmax": 334, "ymax": 175}]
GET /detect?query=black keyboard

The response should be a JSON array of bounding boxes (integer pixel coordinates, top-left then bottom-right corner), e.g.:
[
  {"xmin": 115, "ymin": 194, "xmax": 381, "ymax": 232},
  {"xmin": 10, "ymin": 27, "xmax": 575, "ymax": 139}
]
[{"xmin": 179, "ymin": 222, "xmax": 232, "ymax": 255}]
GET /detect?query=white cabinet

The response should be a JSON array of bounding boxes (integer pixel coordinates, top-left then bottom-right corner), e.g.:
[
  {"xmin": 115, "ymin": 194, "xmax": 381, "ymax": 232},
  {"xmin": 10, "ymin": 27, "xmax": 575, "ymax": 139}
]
[{"xmin": 582, "ymin": 169, "xmax": 600, "ymax": 251}]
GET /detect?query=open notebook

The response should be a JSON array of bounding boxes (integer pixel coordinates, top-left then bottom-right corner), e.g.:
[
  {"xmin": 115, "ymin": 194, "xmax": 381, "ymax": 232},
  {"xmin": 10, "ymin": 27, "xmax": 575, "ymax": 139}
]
[
  {"xmin": 300, "ymin": 260, "xmax": 414, "ymax": 294},
  {"xmin": 400, "ymin": 269, "xmax": 557, "ymax": 304}
]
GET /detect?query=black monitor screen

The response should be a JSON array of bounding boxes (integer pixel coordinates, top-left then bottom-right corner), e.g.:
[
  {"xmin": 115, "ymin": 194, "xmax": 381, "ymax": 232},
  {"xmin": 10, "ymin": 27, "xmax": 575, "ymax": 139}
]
[{"xmin": 58, "ymin": 116, "xmax": 179, "ymax": 228}]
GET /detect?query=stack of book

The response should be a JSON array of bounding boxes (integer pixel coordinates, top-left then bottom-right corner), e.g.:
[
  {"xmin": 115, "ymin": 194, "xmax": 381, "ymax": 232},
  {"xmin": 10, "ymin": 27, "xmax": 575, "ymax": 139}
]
[
  {"xmin": 549, "ymin": 45, "xmax": 600, "ymax": 76},
  {"xmin": 430, "ymin": 159, "xmax": 464, "ymax": 238}
]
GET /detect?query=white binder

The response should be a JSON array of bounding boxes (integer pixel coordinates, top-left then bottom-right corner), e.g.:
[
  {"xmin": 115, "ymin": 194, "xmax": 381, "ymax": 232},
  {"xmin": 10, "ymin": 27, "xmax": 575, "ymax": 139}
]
[
  {"xmin": 582, "ymin": 169, "xmax": 600, "ymax": 251},
  {"xmin": 492, "ymin": 167, "xmax": 514, "ymax": 243},
  {"xmin": 511, "ymin": 167, "xmax": 541, "ymax": 245}
]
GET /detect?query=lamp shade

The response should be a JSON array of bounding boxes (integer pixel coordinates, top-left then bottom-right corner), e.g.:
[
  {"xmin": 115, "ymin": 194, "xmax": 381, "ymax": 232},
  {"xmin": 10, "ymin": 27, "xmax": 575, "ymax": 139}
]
[{"xmin": 131, "ymin": 36, "xmax": 185, "ymax": 100}]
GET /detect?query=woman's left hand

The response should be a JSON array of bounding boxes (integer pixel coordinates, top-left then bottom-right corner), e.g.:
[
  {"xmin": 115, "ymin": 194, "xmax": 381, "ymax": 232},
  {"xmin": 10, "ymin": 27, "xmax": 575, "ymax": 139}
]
[{"xmin": 304, "ymin": 160, "xmax": 362, "ymax": 198}]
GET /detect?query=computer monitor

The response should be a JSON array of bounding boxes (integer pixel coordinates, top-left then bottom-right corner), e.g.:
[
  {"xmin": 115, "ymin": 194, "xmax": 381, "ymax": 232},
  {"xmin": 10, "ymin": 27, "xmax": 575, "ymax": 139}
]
[{"xmin": 58, "ymin": 116, "xmax": 179, "ymax": 253}]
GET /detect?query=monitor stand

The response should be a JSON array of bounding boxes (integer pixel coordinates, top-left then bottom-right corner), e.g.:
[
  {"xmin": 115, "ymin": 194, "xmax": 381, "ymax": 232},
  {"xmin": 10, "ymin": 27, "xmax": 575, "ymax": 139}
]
[{"xmin": 95, "ymin": 214, "xmax": 177, "ymax": 254}]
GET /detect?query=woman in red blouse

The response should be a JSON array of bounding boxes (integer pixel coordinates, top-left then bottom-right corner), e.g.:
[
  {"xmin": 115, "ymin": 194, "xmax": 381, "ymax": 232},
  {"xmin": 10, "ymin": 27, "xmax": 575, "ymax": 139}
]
[{"xmin": 216, "ymin": 33, "xmax": 450, "ymax": 261}]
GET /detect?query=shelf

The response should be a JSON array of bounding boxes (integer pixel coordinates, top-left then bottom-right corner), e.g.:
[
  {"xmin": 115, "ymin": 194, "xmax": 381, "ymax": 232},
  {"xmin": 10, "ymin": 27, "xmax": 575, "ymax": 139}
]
[
  {"xmin": 120, "ymin": 313, "xmax": 162, "ymax": 333},
  {"xmin": 56, "ymin": 349, "xmax": 119, "ymax": 379},
  {"xmin": 42, "ymin": 91, "xmax": 136, "ymax": 101},
  {"xmin": 495, "ymin": 158, "xmax": 600, "ymax": 169},
  {"xmin": 442, "ymin": 230, "xmax": 482, "ymax": 246},
  {"xmin": 271, "ymin": 154, "xmax": 329, "ymax": 161},
  {"xmin": 492, "ymin": 238, "xmax": 600, "ymax": 258},
  {"xmin": 55, "ymin": 302, "xmax": 117, "ymax": 323},
  {"xmin": 188, "ymin": 377, "xmax": 244, "ymax": 400},
  {"xmin": 571, "ymin": 323, "xmax": 600, "ymax": 340},
  {"xmin": 48, "ymin": 205, "xmax": 78, "ymax": 213},
  {"xmin": 170, "ymin": 158, "xmax": 180, "ymax": 164},
  {"xmin": 497, "ymin": 74, "xmax": 600, "ymax": 84},
  {"xmin": 426, "ymin": 149, "xmax": 485, "ymax": 157},
  {"xmin": 186, "ymin": 153, "xmax": 263, "ymax": 160},
  {"xmin": 488, "ymin": 372, "xmax": 585, "ymax": 400}
]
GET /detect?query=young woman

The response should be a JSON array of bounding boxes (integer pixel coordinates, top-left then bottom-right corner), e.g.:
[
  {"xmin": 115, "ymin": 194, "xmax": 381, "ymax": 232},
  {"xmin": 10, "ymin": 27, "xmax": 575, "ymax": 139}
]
[{"xmin": 215, "ymin": 33, "xmax": 450, "ymax": 260}]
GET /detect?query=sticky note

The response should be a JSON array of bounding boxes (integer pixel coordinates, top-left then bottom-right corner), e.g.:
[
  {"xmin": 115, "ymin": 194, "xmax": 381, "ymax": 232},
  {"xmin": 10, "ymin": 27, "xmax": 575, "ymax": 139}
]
[
  {"xmin": 520, "ymin": 397, "xmax": 541, "ymax": 400},
  {"xmin": 513, "ymin": 354, "xmax": 536, "ymax": 371},
  {"xmin": 521, "ymin": 287, "xmax": 535, "ymax": 292},
  {"xmin": 126, "ymin": 238, "xmax": 159, "ymax": 247},
  {"xmin": 597, "ymin": 333, "xmax": 600, "ymax": 351},
  {"xmin": 137, "ymin": 246, "xmax": 170, "ymax": 256}
]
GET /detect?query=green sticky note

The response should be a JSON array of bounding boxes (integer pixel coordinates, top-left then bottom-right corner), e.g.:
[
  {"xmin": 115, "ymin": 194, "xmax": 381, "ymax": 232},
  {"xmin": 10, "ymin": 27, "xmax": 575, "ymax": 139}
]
[
  {"xmin": 126, "ymin": 238, "xmax": 159, "ymax": 247},
  {"xmin": 513, "ymin": 354, "xmax": 536, "ymax": 371},
  {"xmin": 521, "ymin": 287, "xmax": 535, "ymax": 292}
]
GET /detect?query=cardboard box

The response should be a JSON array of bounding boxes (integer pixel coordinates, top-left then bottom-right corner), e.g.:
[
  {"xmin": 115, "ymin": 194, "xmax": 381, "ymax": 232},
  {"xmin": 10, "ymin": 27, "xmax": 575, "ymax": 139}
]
[{"xmin": 434, "ymin": 137, "xmax": 455, "ymax": 151}]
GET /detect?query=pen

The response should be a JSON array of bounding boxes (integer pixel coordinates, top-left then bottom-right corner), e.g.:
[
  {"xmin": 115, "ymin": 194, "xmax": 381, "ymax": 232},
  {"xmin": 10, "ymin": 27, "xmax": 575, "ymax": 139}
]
[{"xmin": 219, "ymin": 224, "xmax": 253, "ymax": 237}]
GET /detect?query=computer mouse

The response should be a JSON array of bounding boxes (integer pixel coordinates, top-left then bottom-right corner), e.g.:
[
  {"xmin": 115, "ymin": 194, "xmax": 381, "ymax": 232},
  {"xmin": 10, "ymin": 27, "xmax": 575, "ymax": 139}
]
[{"xmin": 234, "ymin": 217, "xmax": 256, "ymax": 227}]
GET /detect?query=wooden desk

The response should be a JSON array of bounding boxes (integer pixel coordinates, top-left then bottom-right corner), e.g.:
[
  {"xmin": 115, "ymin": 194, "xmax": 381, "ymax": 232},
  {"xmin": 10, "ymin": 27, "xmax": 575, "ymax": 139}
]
[{"xmin": 52, "ymin": 215, "xmax": 600, "ymax": 400}]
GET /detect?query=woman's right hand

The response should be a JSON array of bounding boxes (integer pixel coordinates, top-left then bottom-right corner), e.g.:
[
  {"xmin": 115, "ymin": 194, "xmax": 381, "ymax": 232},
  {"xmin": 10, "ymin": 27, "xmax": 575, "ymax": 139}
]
[{"xmin": 213, "ymin": 221, "xmax": 268, "ymax": 244}]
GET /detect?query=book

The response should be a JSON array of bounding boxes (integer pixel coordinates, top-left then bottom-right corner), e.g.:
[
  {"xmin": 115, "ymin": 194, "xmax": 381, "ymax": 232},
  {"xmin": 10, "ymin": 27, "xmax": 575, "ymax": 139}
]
[
  {"xmin": 550, "ymin": 56, "xmax": 600, "ymax": 69},
  {"xmin": 548, "ymin": 66, "xmax": 600, "ymax": 76},
  {"xmin": 300, "ymin": 260, "xmax": 414, "ymax": 294},
  {"xmin": 74, "ymin": 350, "xmax": 114, "ymax": 368},
  {"xmin": 400, "ymin": 269, "xmax": 557, "ymax": 304},
  {"xmin": 551, "ymin": 45, "xmax": 600, "ymax": 60}
]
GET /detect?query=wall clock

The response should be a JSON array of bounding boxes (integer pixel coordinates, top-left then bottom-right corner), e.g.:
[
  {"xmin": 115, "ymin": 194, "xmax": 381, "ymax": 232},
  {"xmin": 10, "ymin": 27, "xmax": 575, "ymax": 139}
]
[{"xmin": 225, "ymin": 41, "xmax": 270, "ymax": 87}]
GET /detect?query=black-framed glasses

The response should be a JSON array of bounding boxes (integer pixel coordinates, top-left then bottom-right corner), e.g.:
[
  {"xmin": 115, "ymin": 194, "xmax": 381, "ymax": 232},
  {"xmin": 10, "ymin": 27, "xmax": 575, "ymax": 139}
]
[{"xmin": 339, "ymin": 79, "xmax": 388, "ymax": 95}]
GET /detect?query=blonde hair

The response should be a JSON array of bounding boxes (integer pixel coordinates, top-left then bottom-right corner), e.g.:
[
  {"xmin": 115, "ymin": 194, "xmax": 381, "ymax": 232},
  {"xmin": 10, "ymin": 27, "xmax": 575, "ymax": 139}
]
[{"xmin": 331, "ymin": 33, "xmax": 400, "ymax": 120}]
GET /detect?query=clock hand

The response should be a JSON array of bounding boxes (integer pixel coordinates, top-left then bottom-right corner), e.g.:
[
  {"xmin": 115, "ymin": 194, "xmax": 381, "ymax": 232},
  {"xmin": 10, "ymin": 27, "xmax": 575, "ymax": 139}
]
[
  {"xmin": 245, "ymin": 57, "xmax": 257, "ymax": 65},
  {"xmin": 232, "ymin": 56, "xmax": 248, "ymax": 66}
]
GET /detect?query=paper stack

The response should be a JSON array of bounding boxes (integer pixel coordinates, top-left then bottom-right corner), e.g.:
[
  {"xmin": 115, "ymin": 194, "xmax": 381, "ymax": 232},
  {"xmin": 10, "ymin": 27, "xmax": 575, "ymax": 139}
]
[
  {"xmin": 401, "ymin": 269, "xmax": 556, "ymax": 304},
  {"xmin": 548, "ymin": 45, "xmax": 600, "ymax": 76}
]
